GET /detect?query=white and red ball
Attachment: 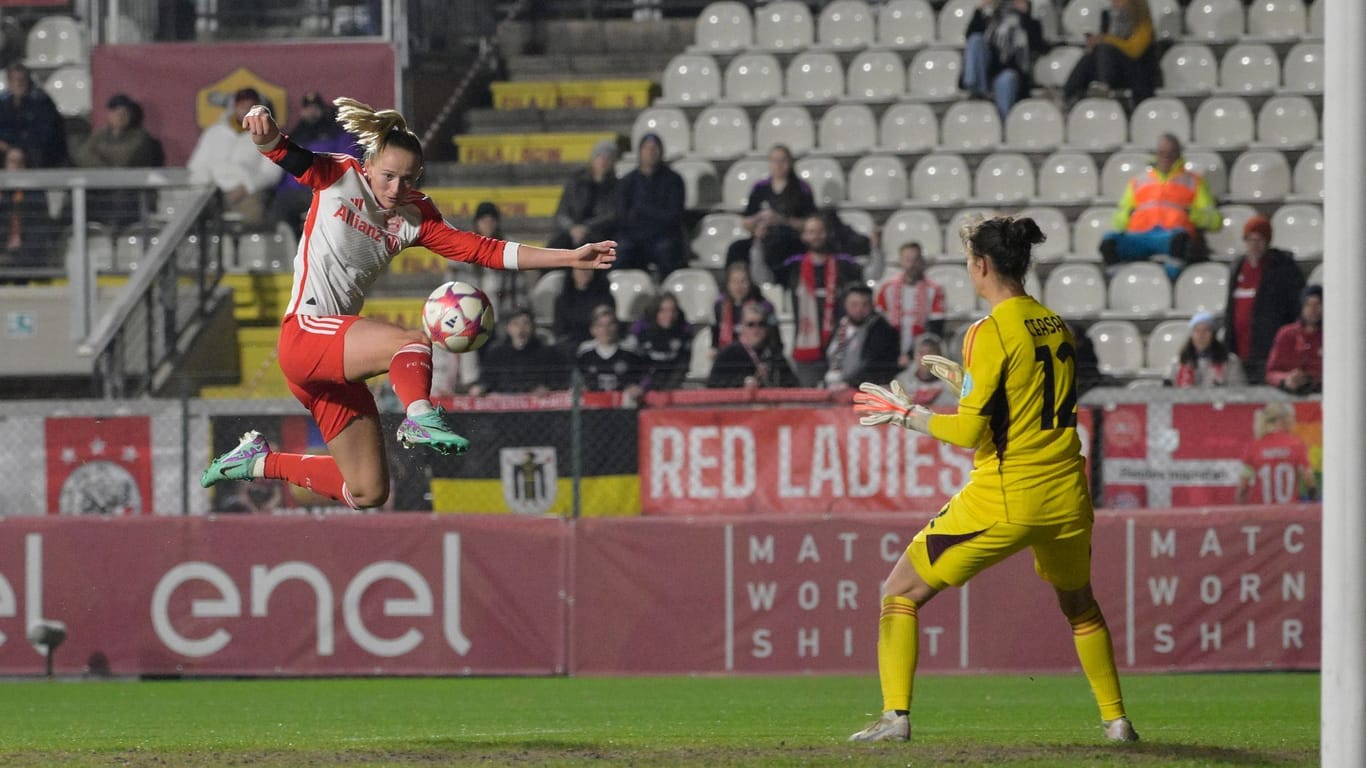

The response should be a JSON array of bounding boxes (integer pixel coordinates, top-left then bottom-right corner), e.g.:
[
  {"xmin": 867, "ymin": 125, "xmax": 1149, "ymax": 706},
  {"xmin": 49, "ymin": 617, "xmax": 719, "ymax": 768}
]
[{"xmin": 422, "ymin": 280, "xmax": 494, "ymax": 353}]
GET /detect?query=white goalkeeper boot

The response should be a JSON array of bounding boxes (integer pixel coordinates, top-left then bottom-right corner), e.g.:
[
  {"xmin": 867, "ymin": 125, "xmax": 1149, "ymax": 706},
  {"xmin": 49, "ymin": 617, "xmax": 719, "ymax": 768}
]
[
  {"xmin": 1103, "ymin": 716, "xmax": 1140, "ymax": 742},
  {"xmin": 848, "ymin": 711, "xmax": 910, "ymax": 742}
]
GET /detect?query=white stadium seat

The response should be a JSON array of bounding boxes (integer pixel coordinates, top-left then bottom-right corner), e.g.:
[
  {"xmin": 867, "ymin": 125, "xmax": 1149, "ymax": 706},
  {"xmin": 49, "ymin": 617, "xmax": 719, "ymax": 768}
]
[
  {"xmin": 1271, "ymin": 203, "xmax": 1323, "ymax": 260},
  {"xmin": 1106, "ymin": 262, "xmax": 1172, "ymax": 318},
  {"xmin": 661, "ymin": 268, "xmax": 721, "ymax": 326},
  {"xmin": 1282, "ymin": 41, "xmax": 1323, "ymax": 93},
  {"xmin": 972, "ymin": 153, "xmax": 1034, "ymax": 205},
  {"xmin": 1228, "ymin": 150, "xmax": 1291, "ymax": 203},
  {"xmin": 785, "ymin": 51, "xmax": 845, "ymax": 103},
  {"xmin": 907, "ymin": 48, "xmax": 961, "ymax": 100},
  {"xmin": 1129, "ymin": 97, "xmax": 1191, "ymax": 149},
  {"xmin": 1160, "ymin": 44, "xmax": 1218, "ymax": 96},
  {"xmin": 690, "ymin": 212, "xmax": 747, "ymax": 269},
  {"xmin": 1289, "ymin": 149, "xmax": 1323, "ymax": 203},
  {"xmin": 1254, "ymin": 95, "xmax": 1318, "ymax": 149},
  {"xmin": 1045, "ymin": 263, "xmax": 1106, "ymax": 317},
  {"xmin": 816, "ymin": 0, "xmax": 875, "ymax": 50},
  {"xmin": 1037, "ymin": 151, "xmax": 1099, "ymax": 204},
  {"xmin": 845, "ymin": 50, "xmax": 905, "ymax": 101},
  {"xmin": 1065, "ymin": 98, "xmax": 1126, "ymax": 150},
  {"xmin": 1071, "ymin": 207, "xmax": 1114, "ymax": 262},
  {"xmin": 848, "ymin": 154, "xmax": 908, "ymax": 207},
  {"xmin": 659, "ymin": 54, "xmax": 721, "ymax": 106},
  {"xmin": 1017, "ymin": 206, "xmax": 1070, "ymax": 262},
  {"xmin": 1191, "ymin": 96, "xmax": 1254, "ymax": 150},
  {"xmin": 1173, "ymin": 262, "xmax": 1230, "ymax": 314},
  {"xmin": 1061, "ymin": 0, "xmax": 1108, "ymax": 39},
  {"xmin": 754, "ymin": 1, "xmax": 814, "ymax": 50},
  {"xmin": 691, "ymin": 105, "xmax": 752, "ymax": 160},
  {"xmin": 723, "ymin": 53, "xmax": 782, "ymax": 104},
  {"xmin": 1183, "ymin": 150, "xmax": 1228, "ymax": 199},
  {"xmin": 44, "ymin": 65, "xmax": 91, "ymax": 118},
  {"xmin": 879, "ymin": 102, "xmax": 938, "ymax": 153},
  {"xmin": 818, "ymin": 103, "xmax": 877, "ymax": 154},
  {"xmin": 1145, "ymin": 319, "xmax": 1190, "ymax": 373},
  {"xmin": 609, "ymin": 269, "xmax": 656, "ymax": 323},
  {"xmin": 1087, "ymin": 319, "xmax": 1144, "ymax": 374},
  {"xmin": 1099, "ymin": 151, "xmax": 1151, "ymax": 202},
  {"xmin": 1246, "ymin": 0, "xmax": 1306, "ymax": 40},
  {"xmin": 692, "ymin": 1, "xmax": 752, "ymax": 53},
  {"xmin": 721, "ymin": 159, "xmax": 770, "ymax": 210},
  {"xmin": 1308, "ymin": 0, "xmax": 1323, "ymax": 37},
  {"xmin": 531, "ymin": 269, "xmax": 566, "ymax": 327},
  {"xmin": 877, "ymin": 0, "xmax": 935, "ymax": 49},
  {"xmin": 1218, "ymin": 43, "xmax": 1280, "ymax": 94},
  {"xmin": 936, "ymin": 0, "xmax": 978, "ymax": 44},
  {"xmin": 755, "ymin": 105, "xmax": 815, "ymax": 156},
  {"xmin": 924, "ymin": 263, "xmax": 976, "ymax": 316},
  {"xmin": 23, "ymin": 15, "xmax": 86, "ymax": 68},
  {"xmin": 1185, "ymin": 0, "xmax": 1243, "ymax": 42},
  {"xmin": 882, "ymin": 208, "xmax": 943, "ymax": 258},
  {"xmin": 939, "ymin": 100, "xmax": 1002, "ymax": 152},
  {"xmin": 795, "ymin": 155, "xmax": 847, "ymax": 206},
  {"xmin": 1003, "ymin": 98, "xmax": 1064, "ymax": 151},
  {"xmin": 1033, "ymin": 46, "xmax": 1083, "ymax": 90},
  {"xmin": 632, "ymin": 107, "xmax": 690, "ymax": 159},
  {"xmin": 672, "ymin": 159, "xmax": 720, "ymax": 209},
  {"xmin": 909, "ymin": 153, "xmax": 969, "ymax": 206},
  {"xmin": 1204, "ymin": 204, "xmax": 1258, "ymax": 260}
]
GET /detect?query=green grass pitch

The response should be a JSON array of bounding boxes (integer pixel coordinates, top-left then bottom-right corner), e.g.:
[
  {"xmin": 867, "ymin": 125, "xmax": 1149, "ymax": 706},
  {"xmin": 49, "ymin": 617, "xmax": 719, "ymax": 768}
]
[{"xmin": 0, "ymin": 672, "xmax": 1318, "ymax": 767}]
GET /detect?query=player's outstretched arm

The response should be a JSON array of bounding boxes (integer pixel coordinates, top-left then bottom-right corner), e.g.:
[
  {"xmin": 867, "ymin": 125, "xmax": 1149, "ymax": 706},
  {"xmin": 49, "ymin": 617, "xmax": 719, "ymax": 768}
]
[{"xmin": 516, "ymin": 241, "xmax": 618, "ymax": 271}]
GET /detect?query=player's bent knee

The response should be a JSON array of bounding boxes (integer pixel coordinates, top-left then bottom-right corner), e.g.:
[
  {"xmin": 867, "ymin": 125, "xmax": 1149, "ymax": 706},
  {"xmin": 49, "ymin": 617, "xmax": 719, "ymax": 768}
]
[{"xmin": 347, "ymin": 483, "xmax": 390, "ymax": 509}]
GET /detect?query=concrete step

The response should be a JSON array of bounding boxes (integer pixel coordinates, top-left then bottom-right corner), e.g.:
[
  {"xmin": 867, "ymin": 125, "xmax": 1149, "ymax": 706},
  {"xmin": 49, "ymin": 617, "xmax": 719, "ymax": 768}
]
[
  {"xmin": 465, "ymin": 107, "xmax": 637, "ymax": 135},
  {"xmin": 427, "ymin": 161, "xmax": 584, "ymax": 186},
  {"xmin": 505, "ymin": 52, "xmax": 675, "ymax": 80},
  {"xmin": 497, "ymin": 18, "xmax": 693, "ymax": 57}
]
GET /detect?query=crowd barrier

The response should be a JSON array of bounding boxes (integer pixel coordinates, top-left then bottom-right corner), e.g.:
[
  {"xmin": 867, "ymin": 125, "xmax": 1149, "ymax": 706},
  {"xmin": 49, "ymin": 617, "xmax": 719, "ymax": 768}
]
[{"xmin": 0, "ymin": 505, "xmax": 1318, "ymax": 677}]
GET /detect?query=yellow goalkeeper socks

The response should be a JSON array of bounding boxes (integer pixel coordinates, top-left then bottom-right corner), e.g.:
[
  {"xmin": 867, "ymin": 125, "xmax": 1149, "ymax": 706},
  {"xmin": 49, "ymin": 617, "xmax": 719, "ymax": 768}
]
[
  {"xmin": 1070, "ymin": 604, "xmax": 1126, "ymax": 721},
  {"xmin": 878, "ymin": 596, "xmax": 919, "ymax": 713}
]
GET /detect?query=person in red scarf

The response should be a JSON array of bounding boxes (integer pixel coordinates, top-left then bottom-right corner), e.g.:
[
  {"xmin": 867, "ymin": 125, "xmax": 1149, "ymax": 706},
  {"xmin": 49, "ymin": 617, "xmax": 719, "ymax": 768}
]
[
  {"xmin": 707, "ymin": 301, "xmax": 796, "ymax": 389},
  {"xmin": 1167, "ymin": 311, "xmax": 1245, "ymax": 388},
  {"xmin": 711, "ymin": 261, "xmax": 775, "ymax": 356},
  {"xmin": 876, "ymin": 242, "xmax": 947, "ymax": 371},
  {"xmin": 1265, "ymin": 284, "xmax": 1323, "ymax": 395},
  {"xmin": 781, "ymin": 215, "xmax": 863, "ymax": 387}
]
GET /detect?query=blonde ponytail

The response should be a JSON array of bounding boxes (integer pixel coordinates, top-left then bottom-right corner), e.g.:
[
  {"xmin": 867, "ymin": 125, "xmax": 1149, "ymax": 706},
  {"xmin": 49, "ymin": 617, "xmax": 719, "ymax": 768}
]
[{"xmin": 333, "ymin": 96, "xmax": 423, "ymax": 162}]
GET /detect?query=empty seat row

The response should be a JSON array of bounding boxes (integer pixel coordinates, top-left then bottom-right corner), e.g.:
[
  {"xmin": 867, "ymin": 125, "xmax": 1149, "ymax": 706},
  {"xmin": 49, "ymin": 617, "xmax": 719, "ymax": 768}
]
[
  {"xmin": 693, "ymin": 0, "xmax": 1322, "ymax": 56},
  {"xmin": 681, "ymin": 149, "xmax": 1319, "ymax": 218},
  {"xmin": 1160, "ymin": 41, "xmax": 1322, "ymax": 96},
  {"xmin": 529, "ymin": 267, "xmax": 721, "ymax": 328},
  {"xmin": 660, "ymin": 48, "xmax": 966, "ymax": 107},
  {"xmin": 1087, "ymin": 318, "xmax": 1204, "ymax": 378},
  {"xmin": 636, "ymin": 94, "xmax": 1320, "ymax": 168}
]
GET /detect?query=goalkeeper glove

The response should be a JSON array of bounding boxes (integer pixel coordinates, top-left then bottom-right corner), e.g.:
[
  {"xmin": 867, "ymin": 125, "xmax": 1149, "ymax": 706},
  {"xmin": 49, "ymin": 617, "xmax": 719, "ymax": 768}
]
[
  {"xmin": 920, "ymin": 354, "xmax": 964, "ymax": 390},
  {"xmin": 853, "ymin": 380, "xmax": 933, "ymax": 434}
]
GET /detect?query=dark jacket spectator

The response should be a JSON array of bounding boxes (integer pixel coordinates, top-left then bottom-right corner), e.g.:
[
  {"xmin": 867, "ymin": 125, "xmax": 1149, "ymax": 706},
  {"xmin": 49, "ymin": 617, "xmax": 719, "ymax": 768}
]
[
  {"xmin": 824, "ymin": 285, "xmax": 902, "ymax": 389},
  {"xmin": 0, "ymin": 146, "xmax": 53, "ymax": 267},
  {"xmin": 784, "ymin": 215, "xmax": 864, "ymax": 387},
  {"xmin": 708, "ymin": 302, "xmax": 798, "ymax": 389},
  {"xmin": 0, "ymin": 63, "xmax": 68, "ymax": 168},
  {"xmin": 625, "ymin": 293, "xmax": 693, "ymax": 391},
  {"xmin": 1265, "ymin": 285, "xmax": 1323, "ymax": 396},
  {"xmin": 712, "ymin": 261, "xmax": 775, "ymax": 352},
  {"xmin": 615, "ymin": 132, "xmax": 685, "ymax": 279},
  {"xmin": 1062, "ymin": 0, "xmax": 1159, "ymax": 109},
  {"xmin": 72, "ymin": 93, "xmax": 166, "ymax": 227},
  {"xmin": 549, "ymin": 138, "xmax": 619, "ymax": 250},
  {"xmin": 962, "ymin": 0, "xmax": 1049, "ymax": 119},
  {"xmin": 726, "ymin": 144, "xmax": 816, "ymax": 283},
  {"xmin": 577, "ymin": 305, "xmax": 647, "ymax": 395},
  {"xmin": 553, "ymin": 267, "xmax": 615, "ymax": 351},
  {"xmin": 472, "ymin": 308, "xmax": 566, "ymax": 394},
  {"xmin": 1223, "ymin": 216, "xmax": 1305, "ymax": 385}
]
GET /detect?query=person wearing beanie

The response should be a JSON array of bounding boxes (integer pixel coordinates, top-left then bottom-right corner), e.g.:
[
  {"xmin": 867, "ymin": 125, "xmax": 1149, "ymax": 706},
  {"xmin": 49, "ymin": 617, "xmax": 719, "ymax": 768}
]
[
  {"xmin": 186, "ymin": 86, "xmax": 282, "ymax": 225},
  {"xmin": 1223, "ymin": 214, "xmax": 1304, "ymax": 385},
  {"xmin": 1100, "ymin": 133, "xmax": 1221, "ymax": 279},
  {"xmin": 1168, "ymin": 311, "xmax": 1245, "ymax": 388},
  {"xmin": 271, "ymin": 91, "xmax": 358, "ymax": 237},
  {"xmin": 614, "ymin": 132, "xmax": 686, "ymax": 279},
  {"xmin": 72, "ymin": 92, "xmax": 166, "ymax": 227},
  {"xmin": 1264, "ymin": 284, "xmax": 1323, "ymax": 395},
  {"xmin": 548, "ymin": 137, "xmax": 619, "ymax": 250}
]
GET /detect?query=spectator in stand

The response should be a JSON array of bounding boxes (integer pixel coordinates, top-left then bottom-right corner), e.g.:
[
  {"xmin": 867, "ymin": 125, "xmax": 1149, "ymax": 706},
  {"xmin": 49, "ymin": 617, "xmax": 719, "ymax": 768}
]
[
  {"xmin": 1061, "ymin": 0, "xmax": 1158, "ymax": 110},
  {"xmin": 469, "ymin": 308, "xmax": 565, "ymax": 395},
  {"xmin": 712, "ymin": 261, "xmax": 775, "ymax": 356},
  {"xmin": 896, "ymin": 333, "xmax": 961, "ymax": 406},
  {"xmin": 1265, "ymin": 285, "xmax": 1323, "ymax": 396},
  {"xmin": 577, "ymin": 305, "xmax": 646, "ymax": 401},
  {"xmin": 548, "ymin": 138, "xmax": 619, "ymax": 250},
  {"xmin": 784, "ymin": 215, "xmax": 864, "ymax": 387},
  {"xmin": 708, "ymin": 301, "xmax": 798, "ymax": 389},
  {"xmin": 614, "ymin": 132, "xmax": 685, "ymax": 279},
  {"xmin": 876, "ymin": 242, "xmax": 947, "ymax": 373},
  {"xmin": 461, "ymin": 201, "xmax": 526, "ymax": 316},
  {"xmin": 726, "ymin": 144, "xmax": 817, "ymax": 284},
  {"xmin": 187, "ymin": 87, "xmax": 283, "ymax": 226},
  {"xmin": 1236, "ymin": 402, "xmax": 1317, "ymax": 504},
  {"xmin": 1100, "ymin": 133, "xmax": 1220, "ymax": 279},
  {"xmin": 0, "ymin": 146, "xmax": 53, "ymax": 267},
  {"xmin": 825, "ymin": 284, "xmax": 902, "ymax": 391},
  {"xmin": 0, "ymin": 63, "xmax": 68, "ymax": 168},
  {"xmin": 1167, "ymin": 312, "xmax": 1245, "ymax": 388},
  {"xmin": 270, "ymin": 92, "xmax": 357, "ymax": 237},
  {"xmin": 962, "ymin": 0, "xmax": 1049, "ymax": 121},
  {"xmin": 625, "ymin": 292, "xmax": 693, "ymax": 391},
  {"xmin": 72, "ymin": 93, "xmax": 166, "ymax": 228},
  {"xmin": 1222, "ymin": 215, "xmax": 1304, "ymax": 385},
  {"xmin": 428, "ymin": 346, "xmax": 480, "ymax": 399},
  {"xmin": 553, "ymin": 265, "xmax": 615, "ymax": 354}
]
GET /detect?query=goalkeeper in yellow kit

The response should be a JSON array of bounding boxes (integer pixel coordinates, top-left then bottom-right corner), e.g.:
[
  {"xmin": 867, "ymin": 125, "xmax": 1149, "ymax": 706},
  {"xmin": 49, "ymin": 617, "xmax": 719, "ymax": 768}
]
[{"xmin": 848, "ymin": 215, "xmax": 1138, "ymax": 744}]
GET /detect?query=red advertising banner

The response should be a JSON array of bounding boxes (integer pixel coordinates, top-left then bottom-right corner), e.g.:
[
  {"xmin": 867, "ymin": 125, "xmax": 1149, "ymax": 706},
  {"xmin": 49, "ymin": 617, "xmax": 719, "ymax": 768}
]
[
  {"xmin": 44, "ymin": 416, "xmax": 154, "ymax": 516},
  {"xmin": 0, "ymin": 507, "xmax": 1318, "ymax": 677},
  {"xmin": 0, "ymin": 516, "xmax": 565, "ymax": 676},
  {"xmin": 571, "ymin": 505, "xmax": 1319, "ymax": 675},
  {"xmin": 1101, "ymin": 401, "xmax": 1322, "ymax": 509},
  {"xmin": 638, "ymin": 404, "xmax": 1094, "ymax": 516},
  {"xmin": 91, "ymin": 42, "xmax": 395, "ymax": 166}
]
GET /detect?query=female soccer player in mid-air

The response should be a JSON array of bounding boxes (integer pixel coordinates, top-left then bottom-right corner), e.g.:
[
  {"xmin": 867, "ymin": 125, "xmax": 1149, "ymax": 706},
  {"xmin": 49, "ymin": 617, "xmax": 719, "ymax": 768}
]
[
  {"xmin": 201, "ymin": 97, "xmax": 616, "ymax": 509},
  {"xmin": 848, "ymin": 215, "xmax": 1138, "ymax": 743}
]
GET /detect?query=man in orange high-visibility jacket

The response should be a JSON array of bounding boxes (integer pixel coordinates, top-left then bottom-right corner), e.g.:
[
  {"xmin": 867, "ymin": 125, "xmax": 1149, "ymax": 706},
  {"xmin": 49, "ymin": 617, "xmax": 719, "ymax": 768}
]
[{"xmin": 1100, "ymin": 133, "xmax": 1221, "ymax": 279}]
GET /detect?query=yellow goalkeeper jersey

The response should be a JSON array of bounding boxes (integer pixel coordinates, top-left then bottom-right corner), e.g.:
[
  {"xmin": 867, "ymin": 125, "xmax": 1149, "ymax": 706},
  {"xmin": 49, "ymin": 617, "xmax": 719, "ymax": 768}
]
[{"xmin": 927, "ymin": 294, "xmax": 1090, "ymax": 525}]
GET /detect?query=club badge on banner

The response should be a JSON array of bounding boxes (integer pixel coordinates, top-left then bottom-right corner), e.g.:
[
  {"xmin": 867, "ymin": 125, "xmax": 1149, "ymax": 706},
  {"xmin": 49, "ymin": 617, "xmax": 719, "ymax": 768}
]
[{"xmin": 44, "ymin": 416, "xmax": 154, "ymax": 516}]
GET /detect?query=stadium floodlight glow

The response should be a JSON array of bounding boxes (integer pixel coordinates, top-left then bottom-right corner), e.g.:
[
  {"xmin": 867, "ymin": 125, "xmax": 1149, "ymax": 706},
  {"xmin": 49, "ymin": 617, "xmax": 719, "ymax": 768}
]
[{"xmin": 27, "ymin": 620, "xmax": 66, "ymax": 679}]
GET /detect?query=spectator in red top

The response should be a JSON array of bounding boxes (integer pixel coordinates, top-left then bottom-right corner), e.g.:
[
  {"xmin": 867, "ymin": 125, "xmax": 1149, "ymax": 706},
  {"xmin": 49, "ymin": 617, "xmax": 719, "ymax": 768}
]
[
  {"xmin": 1222, "ymin": 215, "xmax": 1304, "ymax": 385},
  {"xmin": 1264, "ymin": 284, "xmax": 1322, "ymax": 395},
  {"xmin": 1236, "ymin": 402, "xmax": 1317, "ymax": 504},
  {"xmin": 876, "ymin": 242, "xmax": 946, "ymax": 372}
]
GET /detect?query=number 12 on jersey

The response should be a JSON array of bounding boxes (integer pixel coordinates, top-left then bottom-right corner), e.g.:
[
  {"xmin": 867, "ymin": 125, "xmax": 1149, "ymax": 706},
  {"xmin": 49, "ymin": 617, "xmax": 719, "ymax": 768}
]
[{"xmin": 1034, "ymin": 342, "xmax": 1078, "ymax": 430}]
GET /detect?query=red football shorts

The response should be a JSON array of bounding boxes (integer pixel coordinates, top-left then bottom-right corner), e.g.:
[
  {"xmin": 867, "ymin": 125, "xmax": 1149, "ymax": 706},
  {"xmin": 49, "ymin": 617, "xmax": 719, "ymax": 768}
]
[{"xmin": 277, "ymin": 314, "xmax": 379, "ymax": 442}]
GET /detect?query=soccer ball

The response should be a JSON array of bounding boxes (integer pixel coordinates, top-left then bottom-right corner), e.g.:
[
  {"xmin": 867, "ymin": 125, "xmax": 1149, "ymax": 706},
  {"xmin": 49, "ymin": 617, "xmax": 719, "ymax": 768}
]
[{"xmin": 422, "ymin": 280, "xmax": 494, "ymax": 353}]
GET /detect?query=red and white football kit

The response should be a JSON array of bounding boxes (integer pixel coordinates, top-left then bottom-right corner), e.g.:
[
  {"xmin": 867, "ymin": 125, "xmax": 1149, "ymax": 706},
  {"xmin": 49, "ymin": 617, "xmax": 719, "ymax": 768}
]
[{"xmin": 263, "ymin": 136, "xmax": 520, "ymax": 439}]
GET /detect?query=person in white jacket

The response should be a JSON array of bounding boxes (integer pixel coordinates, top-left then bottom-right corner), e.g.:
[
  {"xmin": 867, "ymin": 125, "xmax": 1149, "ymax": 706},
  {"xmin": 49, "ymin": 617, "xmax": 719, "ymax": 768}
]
[{"xmin": 186, "ymin": 87, "xmax": 282, "ymax": 225}]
